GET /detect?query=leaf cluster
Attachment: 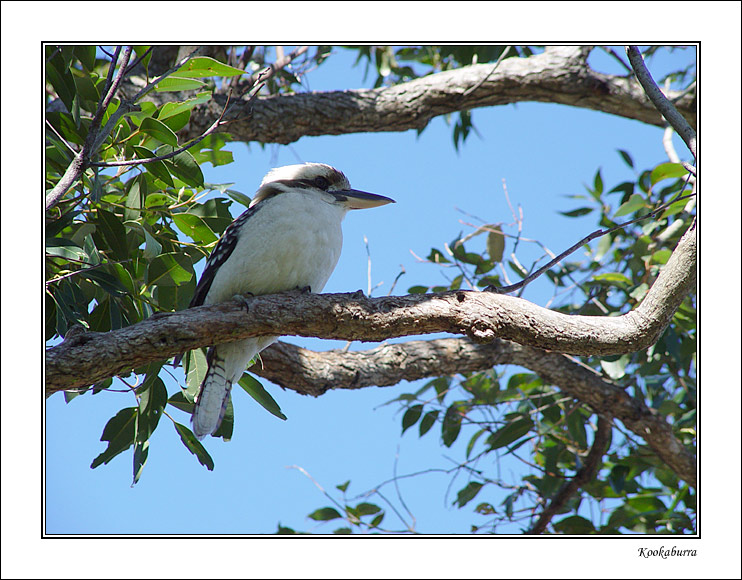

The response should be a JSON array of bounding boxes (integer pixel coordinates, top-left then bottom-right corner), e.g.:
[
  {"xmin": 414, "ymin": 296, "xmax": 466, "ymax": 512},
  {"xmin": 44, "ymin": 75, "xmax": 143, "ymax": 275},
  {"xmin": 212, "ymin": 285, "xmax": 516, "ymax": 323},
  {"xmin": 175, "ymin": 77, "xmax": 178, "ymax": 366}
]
[{"xmin": 45, "ymin": 45, "xmax": 293, "ymax": 482}]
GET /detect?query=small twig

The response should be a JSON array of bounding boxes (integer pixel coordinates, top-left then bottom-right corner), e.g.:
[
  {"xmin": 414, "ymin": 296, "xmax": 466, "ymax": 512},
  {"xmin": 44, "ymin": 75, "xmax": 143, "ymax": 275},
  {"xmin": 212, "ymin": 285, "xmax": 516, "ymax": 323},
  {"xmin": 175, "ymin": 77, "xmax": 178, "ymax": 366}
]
[
  {"xmin": 123, "ymin": 46, "xmax": 154, "ymax": 75},
  {"xmin": 46, "ymin": 118, "xmax": 77, "ymax": 155},
  {"xmin": 626, "ymin": 46, "xmax": 696, "ymax": 159},
  {"xmin": 601, "ymin": 46, "xmax": 633, "ymax": 75},
  {"xmin": 487, "ymin": 192, "xmax": 696, "ymax": 295},
  {"xmin": 462, "ymin": 45, "xmax": 512, "ymax": 97},
  {"xmin": 662, "ymin": 126, "xmax": 681, "ymax": 164}
]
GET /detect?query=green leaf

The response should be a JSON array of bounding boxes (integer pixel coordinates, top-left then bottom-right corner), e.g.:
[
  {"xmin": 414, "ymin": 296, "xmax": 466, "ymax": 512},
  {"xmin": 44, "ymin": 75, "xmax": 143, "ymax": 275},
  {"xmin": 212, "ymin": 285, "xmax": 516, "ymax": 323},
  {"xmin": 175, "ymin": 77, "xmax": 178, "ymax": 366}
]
[
  {"xmin": 155, "ymin": 76, "xmax": 207, "ymax": 92},
  {"xmin": 617, "ymin": 149, "xmax": 634, "ymax": 168},
  {"xmin": 336, "ymin": 480, "xmax": 351, "ymax": 493},
  {"xmin": 401, "ymin": 404, "xmax": 423, "ymax": 434},
  {"xmin": 142, "ymin": 227, "xmax": 163, "ymax": 261},
  {"xmin": 132, "ymin": 146, "xmax": 174, "ymax": 187},
  {"xmin": 184, "ymin": 348, "xmax": 208, "ymax": 402},
  {"xmin": 132, "ymin": 440, "xmax": 149, "ymax": 486},
  {"xmin": 158, "ymin": 92, "xmax": 212, "ymax": 119},
  {"xmin": 608, "ymin": 465, "xmax": 630, "ymax": 494},
  {"xmin": 355, "ymin": 502, "xmax": 381, "ymax": 516},
  {"xmin": 74, "ymin": 45, "xmax": 97, "ymax": 71},
  {"xmin": 650, "ymin": 162, "xmax": 688, "ymax": 186},
  {"xmin": 308, "ymin": 507, "xmax": 342, "ymax": 522},
  {"xmin": 333, "ymin": 527, "xmax": 353, "ymax": 534},
  {"xmin": 174, "ymin": 56, "xmax": 246, "ymax": 78},
  {"xmin": 593, "ymin": 272, "xmax": 632, "ymax": 287},
  {"xmin": 441, "ymin": 404, "xmax": 463, "ymax": 447},
  {"xmin": 173, "ymin": 422, "xmax": 215, "ymax": 471},
  {"xmin": 223, "ymin": 189, "xmax": 252, "ymax": 208},
  {"xmin": 487, "ymin": 417, "xmax": 533, "ymax": 450},
  {"xmin": 146, "ymin": 252, "xmax": 193, "ymax": 288},
  {"xmin": 455, "ymin": 481, "xmax": 484, "ymax": 508},
  {"xmin": 79, "ymin": 268, "xmax": 130, "ymax": 297},
  {"xmin": 614, "ymin": 194, "xmax": 646, "ymax": 217},
  {"xmin": 46, "ymin": 238, "xmax": 88, "ymax": 261},
  {"xmin": 566, "ymin": 411, "xmax": 588, "ymax": 449},
  {"xmin": 486, "ymin": 226, "xmax": 505, "ymax": 263},
  {"xmin": 159, "ymin": 109, "xmax": 191, "ymax": 133},
  {"xmin": 90, "ymin": 407, "xmax": 137, "ymax": 468},
  {"xmin": 46, "ymin": 51, "xmax": 77, "ymax": 113},
  {"xmin": 94, "ymin": 208, "xmax": 129, "ymax": 262},
  {"xmin": 124, "ymin": 174, "xmax": 146, "ymax": 221},
  {"xmin": 162, "ymin": 147, "xmax": 204, "ymax": 187},
  {"xmin": 238, "ymin": 374, "xmax": 287, "ymax": 420},
  {"xmin": 139, "ymin": 117, "xmax": 179, "ymax": 146},
  {"xmin": 167, "ymin": 391, "xmax": 194, "ymax": 414},
  {"xmin": 466, "ymin": 428, "xmax": 486, "ymax": 459},
  {"xmin": 172, "ymin": 213, "xmax": 218, "ymax": 245},
  {"xmin": 559, "ymin": 207, "xmax": 594, "ymax": 218},
  {"xmin": 136, "ymin": 372, "xmax": 168, "ymax": 442},
  {"xmin": 553, "ymin": 515, "xmax": 596, "ymax": 534},
  {"xmin": 419, "ymin": 409, "xmax": 439, "ymax": 437}
]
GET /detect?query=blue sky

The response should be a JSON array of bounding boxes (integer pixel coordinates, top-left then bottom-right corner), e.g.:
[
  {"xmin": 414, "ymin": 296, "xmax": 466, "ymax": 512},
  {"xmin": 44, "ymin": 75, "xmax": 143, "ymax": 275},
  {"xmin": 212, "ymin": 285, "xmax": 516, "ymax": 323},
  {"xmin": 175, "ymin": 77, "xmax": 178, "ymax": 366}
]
[{"xmin": 43, "ymin": 45, "xmax": 698, "ymax": 537}]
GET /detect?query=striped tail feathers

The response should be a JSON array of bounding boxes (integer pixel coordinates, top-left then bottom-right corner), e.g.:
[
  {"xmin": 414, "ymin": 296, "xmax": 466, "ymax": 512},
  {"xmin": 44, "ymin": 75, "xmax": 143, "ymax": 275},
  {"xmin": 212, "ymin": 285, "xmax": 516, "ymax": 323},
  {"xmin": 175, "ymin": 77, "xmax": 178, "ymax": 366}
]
[
  {"xmin": 192, "ymin": 348, "xmax": 233, "ymax": 440},
  {"xmin": 190, "ymin": 338, "xmax": 273, "ymax": 439}
]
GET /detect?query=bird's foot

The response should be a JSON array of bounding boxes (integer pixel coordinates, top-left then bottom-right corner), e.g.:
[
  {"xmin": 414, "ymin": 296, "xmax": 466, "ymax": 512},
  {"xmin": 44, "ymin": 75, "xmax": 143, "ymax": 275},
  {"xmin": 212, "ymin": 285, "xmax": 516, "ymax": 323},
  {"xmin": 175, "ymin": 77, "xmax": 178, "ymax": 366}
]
[{"xmin": 232, "ymin": 293, "xmax": 253, "ymax": 310}]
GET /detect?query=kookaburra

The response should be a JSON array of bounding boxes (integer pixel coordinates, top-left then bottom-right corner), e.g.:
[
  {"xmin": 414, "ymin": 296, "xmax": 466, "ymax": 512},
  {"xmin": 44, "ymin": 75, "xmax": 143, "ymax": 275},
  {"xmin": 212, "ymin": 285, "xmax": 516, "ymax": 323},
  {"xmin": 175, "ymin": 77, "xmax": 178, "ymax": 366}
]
[{"xmin": 186, "ymin": 162, "xmax": 394, "ymax": 439}]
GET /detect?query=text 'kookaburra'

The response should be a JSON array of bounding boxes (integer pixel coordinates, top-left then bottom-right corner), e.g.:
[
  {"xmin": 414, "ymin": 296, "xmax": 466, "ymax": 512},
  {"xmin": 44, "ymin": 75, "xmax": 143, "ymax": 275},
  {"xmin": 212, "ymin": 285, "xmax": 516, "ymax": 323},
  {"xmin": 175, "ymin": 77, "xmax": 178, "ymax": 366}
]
[{"xmin": 185, "ymin": 162, "xmax": 395, "ymax": 439}]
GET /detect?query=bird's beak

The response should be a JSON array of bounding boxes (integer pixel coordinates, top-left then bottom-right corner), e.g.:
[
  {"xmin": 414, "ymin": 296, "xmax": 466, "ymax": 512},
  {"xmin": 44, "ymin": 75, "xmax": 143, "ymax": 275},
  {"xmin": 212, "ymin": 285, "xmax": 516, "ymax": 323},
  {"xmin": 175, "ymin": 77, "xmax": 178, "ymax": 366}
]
[{"xmin": 334, "ymin": 189, "xmax": 395, "ymax": 210}]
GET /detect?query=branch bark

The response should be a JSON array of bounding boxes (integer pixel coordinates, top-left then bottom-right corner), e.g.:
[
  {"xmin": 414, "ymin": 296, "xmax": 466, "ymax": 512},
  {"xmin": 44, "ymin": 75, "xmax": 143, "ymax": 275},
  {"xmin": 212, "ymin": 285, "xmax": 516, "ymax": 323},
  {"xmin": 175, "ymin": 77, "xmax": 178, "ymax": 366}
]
[
  {"xmin": 144, "ymin": 46, "xmax": 696, "ymax": 146},
  {"xmin": 46, "ymin": 218, "xmax": 695, "ymax": 394}
]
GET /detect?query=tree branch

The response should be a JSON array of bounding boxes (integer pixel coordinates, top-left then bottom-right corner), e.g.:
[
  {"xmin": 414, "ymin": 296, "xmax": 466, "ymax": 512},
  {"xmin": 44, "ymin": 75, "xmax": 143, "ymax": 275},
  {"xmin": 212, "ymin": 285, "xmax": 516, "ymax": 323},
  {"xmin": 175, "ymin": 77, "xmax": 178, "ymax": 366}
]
[
  {"xmin": 160, "ymin": 46, "xmax": 695, "ymax": 146},
  {"xmin": 45, "ymin": 218, "xmax": 695, "ymax": 394},
  {"xmin": 626, "ymin": 46, "xmax": 697, "ymax": 159}
]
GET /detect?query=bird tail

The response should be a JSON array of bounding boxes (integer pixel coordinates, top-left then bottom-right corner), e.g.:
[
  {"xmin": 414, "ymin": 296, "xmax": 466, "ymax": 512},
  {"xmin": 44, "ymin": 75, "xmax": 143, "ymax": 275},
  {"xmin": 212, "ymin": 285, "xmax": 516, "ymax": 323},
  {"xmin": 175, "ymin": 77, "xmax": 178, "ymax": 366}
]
[
  {"xmin": 192, "ymin": 347, "xmax": 233, "ymax": 440},
  {"xmin": 190, "ymin": 337, "xmax": 277, "ymax": 439}
]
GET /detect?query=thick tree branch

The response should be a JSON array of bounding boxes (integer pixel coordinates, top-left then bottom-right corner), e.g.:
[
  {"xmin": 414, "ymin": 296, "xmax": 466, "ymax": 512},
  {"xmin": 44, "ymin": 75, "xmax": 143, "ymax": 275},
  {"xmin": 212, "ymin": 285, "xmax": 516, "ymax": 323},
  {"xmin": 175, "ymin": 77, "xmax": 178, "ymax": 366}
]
[
  {"xmin": 159, "ymin": 46, "xmax": 696, "ymax": 145},
  {"xmin": 46, "ymin": 219, "xmax": 695, "ymax": 395}
]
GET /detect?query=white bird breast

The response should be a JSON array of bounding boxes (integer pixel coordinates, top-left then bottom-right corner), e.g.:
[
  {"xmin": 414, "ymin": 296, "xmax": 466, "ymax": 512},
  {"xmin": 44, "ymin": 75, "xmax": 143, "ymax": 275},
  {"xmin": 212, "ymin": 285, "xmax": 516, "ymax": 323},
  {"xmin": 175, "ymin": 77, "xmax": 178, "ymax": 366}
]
[{"xmin": 204, "ymin": 190, "xmax": 347, "ymax": 304}]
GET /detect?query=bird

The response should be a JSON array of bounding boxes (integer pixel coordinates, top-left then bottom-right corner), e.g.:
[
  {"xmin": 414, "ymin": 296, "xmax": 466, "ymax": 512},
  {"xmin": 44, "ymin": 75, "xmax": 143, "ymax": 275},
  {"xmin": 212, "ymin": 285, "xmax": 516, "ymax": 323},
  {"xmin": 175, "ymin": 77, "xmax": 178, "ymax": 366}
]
[{"xmin": 185, "ymin": 162, "xmax": 395, "ymax": 440}]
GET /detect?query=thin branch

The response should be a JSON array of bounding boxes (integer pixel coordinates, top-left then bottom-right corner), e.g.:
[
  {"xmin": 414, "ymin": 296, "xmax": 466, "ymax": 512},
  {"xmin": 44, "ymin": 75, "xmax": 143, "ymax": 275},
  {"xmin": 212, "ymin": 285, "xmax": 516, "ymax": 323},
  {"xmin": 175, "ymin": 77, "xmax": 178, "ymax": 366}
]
[
  {"xmin": 461, "ymin": 46, "xmax": 512, "ymax": 97},
  {"xmin": 601, "ymin": 46, "xmax": 634, "ymax": 74},
  {"xmin": 625, "ymin": 46, "xmax": 697, "ymax": 159},
  {"xmin": 487, "ymin": 192, "xmax": 696, "ymax": 295},
  {"xmin": 90, "ymin": 46, "xmax": 132, "ymax": 133}
]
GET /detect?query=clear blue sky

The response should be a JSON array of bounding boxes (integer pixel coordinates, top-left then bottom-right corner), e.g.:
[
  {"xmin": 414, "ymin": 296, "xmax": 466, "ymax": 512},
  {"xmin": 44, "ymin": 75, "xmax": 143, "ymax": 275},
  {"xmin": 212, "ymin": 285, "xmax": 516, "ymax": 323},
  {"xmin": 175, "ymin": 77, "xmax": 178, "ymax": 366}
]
[{"xmin": 43, "ymin": 45, "xmax": 697, "ymax": 536}]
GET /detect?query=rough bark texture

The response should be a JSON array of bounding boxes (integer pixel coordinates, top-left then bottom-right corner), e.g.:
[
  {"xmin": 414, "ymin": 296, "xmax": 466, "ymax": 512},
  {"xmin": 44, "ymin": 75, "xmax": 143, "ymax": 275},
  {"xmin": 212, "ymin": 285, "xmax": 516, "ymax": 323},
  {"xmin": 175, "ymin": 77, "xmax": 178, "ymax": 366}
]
[{"xmin": 129, "ymin": 46, "xmax": 695, "ymax": 146}]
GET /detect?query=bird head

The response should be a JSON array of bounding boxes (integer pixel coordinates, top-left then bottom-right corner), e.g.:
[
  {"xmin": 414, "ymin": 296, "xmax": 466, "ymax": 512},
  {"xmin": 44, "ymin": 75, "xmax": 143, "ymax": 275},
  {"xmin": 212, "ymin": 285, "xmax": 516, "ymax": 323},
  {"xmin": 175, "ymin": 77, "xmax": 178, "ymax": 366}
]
[{"xmin": 250, "ymin": 163, "xmax": 395, "ymax": 210}]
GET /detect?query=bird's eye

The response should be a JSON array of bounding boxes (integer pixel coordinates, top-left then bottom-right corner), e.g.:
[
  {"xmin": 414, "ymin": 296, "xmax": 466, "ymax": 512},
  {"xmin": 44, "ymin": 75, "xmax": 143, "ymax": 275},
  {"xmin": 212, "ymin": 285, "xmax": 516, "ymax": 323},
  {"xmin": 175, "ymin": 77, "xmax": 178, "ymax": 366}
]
[{"xmin": 314, "ymin": 176, "xmax": 330, "ymax": 189}]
